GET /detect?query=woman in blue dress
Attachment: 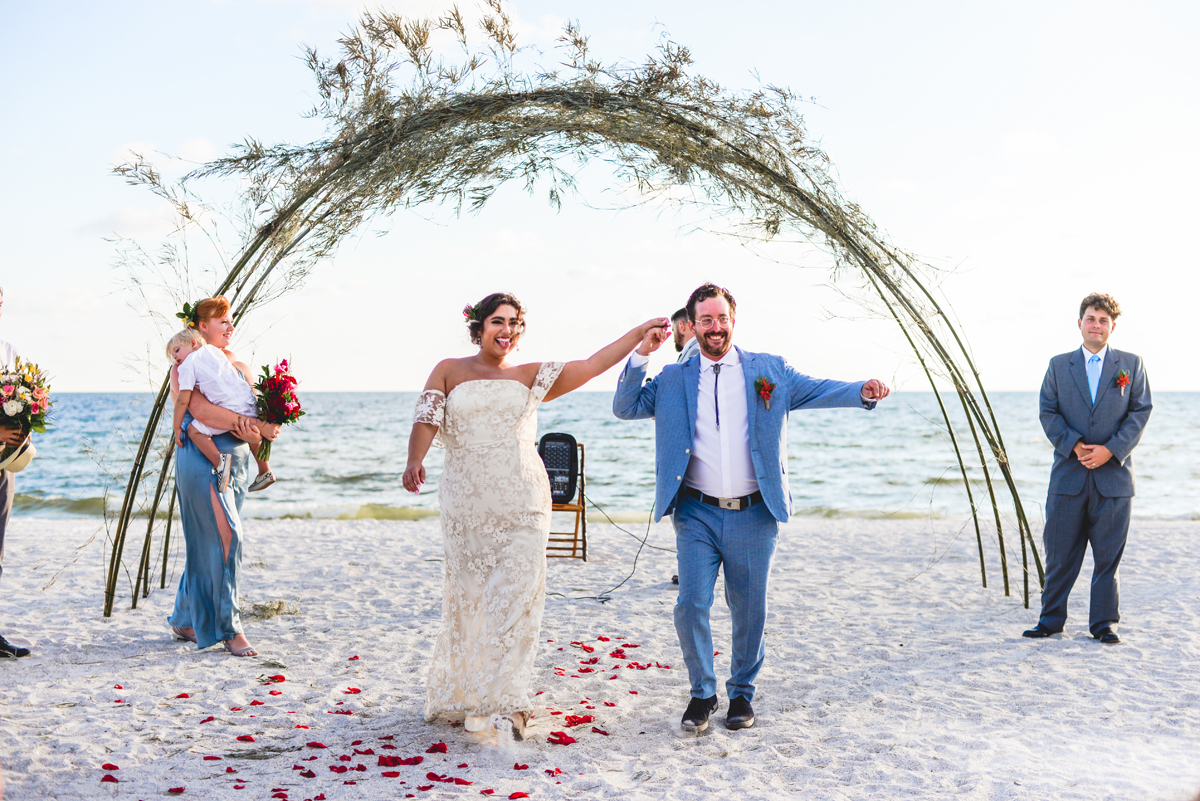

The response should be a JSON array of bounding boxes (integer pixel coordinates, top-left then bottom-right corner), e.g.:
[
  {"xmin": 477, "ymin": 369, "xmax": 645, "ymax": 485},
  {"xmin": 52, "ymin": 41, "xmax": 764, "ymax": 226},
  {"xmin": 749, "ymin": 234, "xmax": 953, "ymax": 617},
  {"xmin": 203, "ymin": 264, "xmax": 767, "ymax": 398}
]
[{"xmin": 166, "ymin": 296, "xmax": 279, "ymax": 656}]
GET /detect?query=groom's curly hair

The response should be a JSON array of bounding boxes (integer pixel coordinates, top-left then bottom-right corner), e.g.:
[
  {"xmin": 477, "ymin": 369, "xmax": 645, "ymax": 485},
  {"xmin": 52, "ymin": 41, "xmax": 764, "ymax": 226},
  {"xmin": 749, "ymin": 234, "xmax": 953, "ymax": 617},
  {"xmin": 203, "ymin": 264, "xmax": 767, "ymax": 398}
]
[
  {"xmin": 686, "ymin": 282, "xmax": 736, "ymax": 322},
  {"xmin": 468, "ymin": 292, "xmax": 526, "ymax": 345},
  {"xmin": 1079, "ymin": 293, "xmax": 1121, "ymax": 321}
]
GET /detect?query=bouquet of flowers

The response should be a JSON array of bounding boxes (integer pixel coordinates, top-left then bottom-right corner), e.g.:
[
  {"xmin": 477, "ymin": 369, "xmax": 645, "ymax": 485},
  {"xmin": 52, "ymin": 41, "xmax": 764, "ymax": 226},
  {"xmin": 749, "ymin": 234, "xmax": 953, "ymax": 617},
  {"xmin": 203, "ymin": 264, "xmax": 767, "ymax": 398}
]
[
  {"xmin": 253, "ymin": 359, "xmax": 303, "ymax": 461},
  {"xmin": 0, "ymin": 357, "xmax": 53, "ymax": 469}
]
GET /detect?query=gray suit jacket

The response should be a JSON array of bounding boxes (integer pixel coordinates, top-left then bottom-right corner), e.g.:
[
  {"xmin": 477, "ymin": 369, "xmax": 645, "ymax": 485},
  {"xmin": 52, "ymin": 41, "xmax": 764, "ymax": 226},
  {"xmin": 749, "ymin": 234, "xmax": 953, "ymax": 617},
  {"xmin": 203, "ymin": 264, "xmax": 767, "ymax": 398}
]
[{"xmin": 1040, "ymin": 347, "xmax": 1151, "ymax": 497}]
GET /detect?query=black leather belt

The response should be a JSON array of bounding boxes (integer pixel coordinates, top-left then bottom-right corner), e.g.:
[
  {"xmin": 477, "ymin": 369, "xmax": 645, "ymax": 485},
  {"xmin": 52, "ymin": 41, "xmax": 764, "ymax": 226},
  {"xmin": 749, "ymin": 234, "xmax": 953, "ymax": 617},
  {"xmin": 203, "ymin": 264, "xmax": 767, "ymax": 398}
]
[{"xmin": 682, "ymin": 485, "xmax": 764, "ymax": 511}]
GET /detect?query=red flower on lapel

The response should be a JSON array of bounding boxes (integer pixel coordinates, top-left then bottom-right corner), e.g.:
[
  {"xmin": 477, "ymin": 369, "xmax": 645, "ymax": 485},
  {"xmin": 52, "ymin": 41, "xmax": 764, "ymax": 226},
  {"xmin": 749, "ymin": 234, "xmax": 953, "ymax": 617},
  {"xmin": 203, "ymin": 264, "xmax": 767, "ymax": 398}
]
[
  {"xmin": 1115, "ymin": 369, "xmax": 1130, "ymax": 396},
  {"xmin": 753, "ymin": 377, "xmax": 777, "ymax": 409}
]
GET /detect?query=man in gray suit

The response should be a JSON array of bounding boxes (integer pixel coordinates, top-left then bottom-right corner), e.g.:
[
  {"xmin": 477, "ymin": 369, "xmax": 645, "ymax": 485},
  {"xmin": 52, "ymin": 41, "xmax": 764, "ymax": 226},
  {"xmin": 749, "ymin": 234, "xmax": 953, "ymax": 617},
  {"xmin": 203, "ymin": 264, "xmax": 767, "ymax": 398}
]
[
  {"xmin": 1024, "ymin": 293, "xmax": 1151, "ymax": 645},
  {"xmin": 671, "ymin": 308, "xmax": 700, "ymax": 363}
]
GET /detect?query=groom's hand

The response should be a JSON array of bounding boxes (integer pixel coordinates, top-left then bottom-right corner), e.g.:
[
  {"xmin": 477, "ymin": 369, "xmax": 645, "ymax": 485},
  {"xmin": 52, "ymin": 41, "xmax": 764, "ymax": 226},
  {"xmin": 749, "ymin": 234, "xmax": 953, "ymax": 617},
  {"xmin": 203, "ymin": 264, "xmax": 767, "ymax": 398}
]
[
  {"xmin": 635, "ymin": 319, "xmax": 671, "ymax": 356},
  {"xmin": 861, "ymin": 379, "xmax": 890, "ymax": 401}
]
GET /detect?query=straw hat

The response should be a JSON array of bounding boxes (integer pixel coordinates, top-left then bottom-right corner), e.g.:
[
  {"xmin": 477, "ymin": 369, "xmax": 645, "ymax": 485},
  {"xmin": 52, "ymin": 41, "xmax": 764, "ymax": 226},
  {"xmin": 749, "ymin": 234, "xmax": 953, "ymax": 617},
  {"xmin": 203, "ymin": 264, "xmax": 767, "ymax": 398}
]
[{"xmin": 0, "ymin": 437, "xmax": 36, "ymax": 473}]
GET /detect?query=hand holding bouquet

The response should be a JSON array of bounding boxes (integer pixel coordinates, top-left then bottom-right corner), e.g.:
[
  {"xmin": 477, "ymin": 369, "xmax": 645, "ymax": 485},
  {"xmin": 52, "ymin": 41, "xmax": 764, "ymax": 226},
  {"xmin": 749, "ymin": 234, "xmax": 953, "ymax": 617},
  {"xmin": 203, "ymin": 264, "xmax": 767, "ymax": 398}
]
[{"xmin": 253, "ymin": 359, "xmax": 303, "ymax": 461}]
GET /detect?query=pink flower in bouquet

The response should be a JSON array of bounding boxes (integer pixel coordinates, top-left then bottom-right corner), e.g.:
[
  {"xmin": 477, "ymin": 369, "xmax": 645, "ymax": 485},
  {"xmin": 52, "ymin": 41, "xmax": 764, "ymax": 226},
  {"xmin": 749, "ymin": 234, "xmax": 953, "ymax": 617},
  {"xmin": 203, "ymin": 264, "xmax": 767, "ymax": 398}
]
[
  {"xmin": 1, "ymin": 385, "xmax": 12, "ymax": 398},
  {"xmin": 30, "ymin": 402, "xmax": 40, "ymax": 415},
  {"xmin": 275, "ymin": 359, "xmax": 289, "ymax": 374},
  {"xmin": 32, "ymin": 387, "xmax": 47, "ymax": 401}
]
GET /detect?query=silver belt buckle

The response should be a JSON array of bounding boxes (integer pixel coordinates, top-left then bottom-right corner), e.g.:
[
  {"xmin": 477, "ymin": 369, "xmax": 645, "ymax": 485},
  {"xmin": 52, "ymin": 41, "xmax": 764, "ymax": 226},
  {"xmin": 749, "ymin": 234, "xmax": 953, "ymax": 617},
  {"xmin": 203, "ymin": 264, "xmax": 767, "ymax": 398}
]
[{"xmin": 718, "ymin": 496, "xmax": 741, "ymax": 511}]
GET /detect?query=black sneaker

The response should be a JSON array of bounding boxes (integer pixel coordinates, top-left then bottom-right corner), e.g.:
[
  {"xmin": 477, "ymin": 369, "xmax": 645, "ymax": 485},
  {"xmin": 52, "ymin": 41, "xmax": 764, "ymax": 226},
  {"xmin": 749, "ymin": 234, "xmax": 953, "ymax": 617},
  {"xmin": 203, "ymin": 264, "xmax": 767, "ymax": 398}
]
[
  {"xmin": 681, "ymin": 695, "xmax": 719, "ymax": 733},
  {"xmin": 726, "ymin": 696, "xmax": 755, "ymax": 730},
  {"xmin": 0, "ymin": 634, "xmax": 31, "ymax": 658}
]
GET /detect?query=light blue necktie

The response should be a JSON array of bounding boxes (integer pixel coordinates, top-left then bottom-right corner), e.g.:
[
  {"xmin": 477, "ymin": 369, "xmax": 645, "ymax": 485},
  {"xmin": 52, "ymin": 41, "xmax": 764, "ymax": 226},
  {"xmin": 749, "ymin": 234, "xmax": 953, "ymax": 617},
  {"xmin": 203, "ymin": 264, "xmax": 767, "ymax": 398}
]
[{"xmin": 1087, "ymin": 354, "xmax": 1101, "ymax": 403}]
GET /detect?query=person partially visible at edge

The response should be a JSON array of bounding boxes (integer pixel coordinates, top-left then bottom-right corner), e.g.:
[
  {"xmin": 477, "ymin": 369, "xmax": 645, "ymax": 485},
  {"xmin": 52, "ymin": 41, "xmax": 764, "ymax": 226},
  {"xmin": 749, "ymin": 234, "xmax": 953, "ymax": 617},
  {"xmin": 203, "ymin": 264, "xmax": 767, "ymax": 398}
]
[
  {"xmin": 672, "ymin": 307, "xmax": 699, "ymax": 363},
  {"xmin": 0, "ymin": 287, "xmax": 31, "ymax": 659},
  {"xmin": 612, "ymin": 282, "xmax": 890, "ymax": 734},
  {"xmin": 1024, "ymin": 293, "xmax": 1152, "ymax": 645},
  {"xmin": 166, "ymin": 296, "xmax": 280, "ymax": 657}
]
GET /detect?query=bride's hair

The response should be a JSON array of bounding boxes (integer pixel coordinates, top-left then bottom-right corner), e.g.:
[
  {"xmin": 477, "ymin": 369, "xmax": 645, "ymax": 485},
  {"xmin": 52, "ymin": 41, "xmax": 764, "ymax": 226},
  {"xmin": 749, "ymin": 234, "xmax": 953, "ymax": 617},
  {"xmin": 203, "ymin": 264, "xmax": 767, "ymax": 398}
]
[
  {"xmin": 468, "ymin": 292, "xmax": 526, "ymax": 345},
  {"xmin": 194, "ymin": 296, "xmax": 232, "ymax": 327}
]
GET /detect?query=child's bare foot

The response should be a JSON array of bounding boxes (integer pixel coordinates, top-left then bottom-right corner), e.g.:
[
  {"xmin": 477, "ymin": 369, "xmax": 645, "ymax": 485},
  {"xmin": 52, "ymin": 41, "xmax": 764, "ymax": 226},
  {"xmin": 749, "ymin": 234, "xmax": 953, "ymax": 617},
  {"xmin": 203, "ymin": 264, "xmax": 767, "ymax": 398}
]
[{"xmin": 249, "ymin": 471, "xmax": 275, "ymax": 492}]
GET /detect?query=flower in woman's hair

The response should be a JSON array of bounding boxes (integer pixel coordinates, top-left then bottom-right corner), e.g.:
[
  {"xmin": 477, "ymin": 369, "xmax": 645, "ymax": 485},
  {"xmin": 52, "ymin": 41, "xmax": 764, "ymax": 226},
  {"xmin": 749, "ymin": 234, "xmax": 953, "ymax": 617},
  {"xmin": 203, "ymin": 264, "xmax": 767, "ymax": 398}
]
[
  {"xmin": 462, "ymin": 304, "xmax": 478, "ymax": 322},
  {"xmin": 176, "ymin": 301, "xmax": 199, "ymax": 328},
  {"xmin": 2, "ymin": 400, "xmax": 21, "ymax": 416}
]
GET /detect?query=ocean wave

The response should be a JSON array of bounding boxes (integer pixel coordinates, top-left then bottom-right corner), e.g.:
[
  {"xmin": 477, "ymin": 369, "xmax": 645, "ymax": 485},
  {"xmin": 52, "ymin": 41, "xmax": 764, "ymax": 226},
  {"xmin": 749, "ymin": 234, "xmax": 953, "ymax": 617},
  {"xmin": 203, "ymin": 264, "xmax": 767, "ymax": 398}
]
[
  {"xmin": 336, "ymin": 503, "xmax": 440, "ymax": 521},
  {"xmin": 793, "ymin": 506, "xmax": 944, "ymax": 520},
  {"xmin": 14, "ymin": 493, "xmax": 107, "ymax": 516}
]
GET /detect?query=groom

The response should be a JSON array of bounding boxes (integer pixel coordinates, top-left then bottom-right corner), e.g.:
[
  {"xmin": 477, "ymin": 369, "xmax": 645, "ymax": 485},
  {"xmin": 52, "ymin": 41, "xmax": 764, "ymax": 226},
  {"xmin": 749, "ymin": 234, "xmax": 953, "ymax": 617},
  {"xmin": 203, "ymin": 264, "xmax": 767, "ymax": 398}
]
[{"xmin": 613, "ymin": 283, "xmax": 889, "ymax": 732}]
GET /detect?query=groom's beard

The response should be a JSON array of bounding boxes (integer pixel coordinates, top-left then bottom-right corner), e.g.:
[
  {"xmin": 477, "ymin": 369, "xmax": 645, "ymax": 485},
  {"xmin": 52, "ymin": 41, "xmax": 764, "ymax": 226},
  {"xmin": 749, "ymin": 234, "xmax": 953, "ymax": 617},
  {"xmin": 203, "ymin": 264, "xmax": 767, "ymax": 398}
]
[{"xmin": 698, "ymin": 331, "xmax": 731, "ymax": 359}]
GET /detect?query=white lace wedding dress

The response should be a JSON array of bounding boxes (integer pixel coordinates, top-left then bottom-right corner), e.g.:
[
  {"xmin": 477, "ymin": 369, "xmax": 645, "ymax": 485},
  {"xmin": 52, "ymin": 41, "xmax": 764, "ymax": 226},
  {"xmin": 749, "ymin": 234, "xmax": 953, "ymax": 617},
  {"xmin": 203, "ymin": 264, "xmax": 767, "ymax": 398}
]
[{"xmin": 413, "ymin": 362, "xmax": 565, "ymax": 725}]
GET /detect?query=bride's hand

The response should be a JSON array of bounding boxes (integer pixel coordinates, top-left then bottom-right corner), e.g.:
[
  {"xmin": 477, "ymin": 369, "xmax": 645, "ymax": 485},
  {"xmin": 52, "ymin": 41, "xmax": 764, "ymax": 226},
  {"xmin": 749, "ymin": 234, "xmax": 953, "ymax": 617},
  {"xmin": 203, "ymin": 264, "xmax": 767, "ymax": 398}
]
[
  {"xmin": 402, "ymin": 463, "xmax": 426, "ymax": 493},
  {"xmin": 635, "ymin": 317, "xmax": 671, "ymax": 356}
]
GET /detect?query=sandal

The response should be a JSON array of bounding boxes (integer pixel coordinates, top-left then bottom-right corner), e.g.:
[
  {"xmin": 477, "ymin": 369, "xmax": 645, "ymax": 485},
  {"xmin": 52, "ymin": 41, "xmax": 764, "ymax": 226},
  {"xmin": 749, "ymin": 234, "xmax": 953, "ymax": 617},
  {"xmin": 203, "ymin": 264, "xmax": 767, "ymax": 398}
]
[
  {"xmin": 171, "ymin": 626, "xmax": 197, "ymax": 643},
  {"xmin": 224, "ymin": 640, "xmax": 259, "ymax": 658}
]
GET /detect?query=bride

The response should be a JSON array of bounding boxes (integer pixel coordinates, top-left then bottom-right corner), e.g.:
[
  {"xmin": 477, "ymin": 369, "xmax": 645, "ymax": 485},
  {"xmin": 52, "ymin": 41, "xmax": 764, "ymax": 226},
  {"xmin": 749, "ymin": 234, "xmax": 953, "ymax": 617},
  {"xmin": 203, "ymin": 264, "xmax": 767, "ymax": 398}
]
[{"xmin": 403, "ymin": 292, "xmax": 666, "ymax": 738}]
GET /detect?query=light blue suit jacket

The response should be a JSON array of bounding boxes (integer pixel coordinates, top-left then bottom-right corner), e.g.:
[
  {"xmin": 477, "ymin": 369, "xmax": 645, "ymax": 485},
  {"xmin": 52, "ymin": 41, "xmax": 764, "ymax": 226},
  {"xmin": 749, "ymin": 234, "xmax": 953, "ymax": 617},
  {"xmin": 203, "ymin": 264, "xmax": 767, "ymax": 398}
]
[{"xmin": 613, "ymin": 346, "xmax": 875, "ymax": 523}]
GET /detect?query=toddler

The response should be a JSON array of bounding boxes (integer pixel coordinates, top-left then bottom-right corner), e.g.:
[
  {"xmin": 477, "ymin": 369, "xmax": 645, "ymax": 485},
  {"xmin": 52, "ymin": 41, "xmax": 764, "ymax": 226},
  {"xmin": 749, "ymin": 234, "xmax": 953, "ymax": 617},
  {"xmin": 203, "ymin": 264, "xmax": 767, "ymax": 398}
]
[{"xmin": 167, "ymin": 329, "xmax": 276, "ymax": 492}]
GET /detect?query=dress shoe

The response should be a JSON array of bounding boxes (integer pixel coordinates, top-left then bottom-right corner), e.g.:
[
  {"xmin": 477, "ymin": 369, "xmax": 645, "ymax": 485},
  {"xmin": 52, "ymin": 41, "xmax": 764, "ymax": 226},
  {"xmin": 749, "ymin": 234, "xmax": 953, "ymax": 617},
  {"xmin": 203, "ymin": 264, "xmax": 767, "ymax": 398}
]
[
  {"xmin": 0, "ymin": 634, "xmax": 31, "ymax": 658},
  {"xmin": 1021, "ymin": 624, "xmax": 1057, "ymax": 639},
  {"xmin": 1093, "ymin": 627, "xmax": 1121, "ymax": 645},
  {"xmin": 726, "ymin": 696, "xmax": 755, "ymax": 730},
  {"xmin": 681, "ymin": 695, "xmax": 719, "ymax": 733}
]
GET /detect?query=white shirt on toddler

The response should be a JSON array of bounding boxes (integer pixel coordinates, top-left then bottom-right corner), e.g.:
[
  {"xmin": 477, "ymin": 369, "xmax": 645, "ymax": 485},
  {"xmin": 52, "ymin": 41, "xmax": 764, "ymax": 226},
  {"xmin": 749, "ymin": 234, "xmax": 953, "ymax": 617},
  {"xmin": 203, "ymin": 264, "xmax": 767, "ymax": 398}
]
[{"xmin": 178, "ymin": 344, "xmax": 257, "ymax": 437}]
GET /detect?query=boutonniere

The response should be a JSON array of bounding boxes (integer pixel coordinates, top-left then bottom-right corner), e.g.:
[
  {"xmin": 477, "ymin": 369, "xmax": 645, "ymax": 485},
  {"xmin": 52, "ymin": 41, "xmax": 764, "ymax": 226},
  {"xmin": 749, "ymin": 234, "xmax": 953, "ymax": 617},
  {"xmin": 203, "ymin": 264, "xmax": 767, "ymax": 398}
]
[
  {"xmin": 753, "ymin": 376, "xmax": 777, "ymax": 409},
  {"xmin": 1115, "ymin": 369, "xmax": 1131, "ymax": 396}
]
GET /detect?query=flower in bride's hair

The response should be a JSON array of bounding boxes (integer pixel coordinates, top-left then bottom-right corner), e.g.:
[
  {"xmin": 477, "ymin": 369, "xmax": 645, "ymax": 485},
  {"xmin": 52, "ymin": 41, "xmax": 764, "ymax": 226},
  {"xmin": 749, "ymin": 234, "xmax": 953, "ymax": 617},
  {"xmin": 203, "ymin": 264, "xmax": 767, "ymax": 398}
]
[{"xmin": 462, "ymin": 304, "xmax": 478, "ymax": 321}]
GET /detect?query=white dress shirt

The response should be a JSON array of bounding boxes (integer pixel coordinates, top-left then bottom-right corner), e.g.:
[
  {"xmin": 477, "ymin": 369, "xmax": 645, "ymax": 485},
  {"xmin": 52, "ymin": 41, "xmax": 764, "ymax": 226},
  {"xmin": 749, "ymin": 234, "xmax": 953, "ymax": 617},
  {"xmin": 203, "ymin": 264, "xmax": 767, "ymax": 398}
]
[
  {"xmin": 630, "ymin": 347, "xmax": 757, "ymax": 499},
  {"xmin": 177, "ymin": 345, "xmax": 258, "ymax": 419}
]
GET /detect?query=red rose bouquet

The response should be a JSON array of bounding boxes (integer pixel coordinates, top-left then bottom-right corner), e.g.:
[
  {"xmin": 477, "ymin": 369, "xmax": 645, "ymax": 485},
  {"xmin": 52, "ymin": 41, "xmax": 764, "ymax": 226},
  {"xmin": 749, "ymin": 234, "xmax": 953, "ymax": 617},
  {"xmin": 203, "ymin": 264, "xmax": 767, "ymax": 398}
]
[{"xmin": 253, "ymin": 359, "xmax": 304, "ymax": 460}]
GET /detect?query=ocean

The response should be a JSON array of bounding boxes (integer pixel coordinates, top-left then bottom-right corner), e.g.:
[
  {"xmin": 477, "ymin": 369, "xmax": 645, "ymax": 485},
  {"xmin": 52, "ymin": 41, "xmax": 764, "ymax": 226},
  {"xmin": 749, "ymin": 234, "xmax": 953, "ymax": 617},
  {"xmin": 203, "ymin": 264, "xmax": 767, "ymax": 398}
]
[{"xmin": 14, "ymin": 392, "xmax": 1200, "ymax": 524}]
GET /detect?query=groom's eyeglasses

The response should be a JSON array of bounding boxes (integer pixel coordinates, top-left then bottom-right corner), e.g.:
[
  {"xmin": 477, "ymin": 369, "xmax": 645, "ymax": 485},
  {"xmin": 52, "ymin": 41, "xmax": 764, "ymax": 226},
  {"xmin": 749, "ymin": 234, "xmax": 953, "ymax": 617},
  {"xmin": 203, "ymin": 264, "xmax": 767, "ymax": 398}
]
[{"xmin": 695, "ymin": 316, "xmax": 731, "ymax": 330}]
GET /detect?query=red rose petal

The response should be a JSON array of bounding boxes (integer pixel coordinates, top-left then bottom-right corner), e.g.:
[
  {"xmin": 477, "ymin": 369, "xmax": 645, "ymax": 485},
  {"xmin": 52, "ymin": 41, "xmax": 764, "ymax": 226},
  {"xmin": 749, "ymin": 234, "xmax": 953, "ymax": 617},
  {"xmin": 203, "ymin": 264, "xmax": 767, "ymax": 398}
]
[
  {"xmin": 101, "ymin": 763, "xmax": 119, "ymax": 771},
  {"xmin": 230, "ymin": 706, "xmax": 243, "ymax": 711},
  {"xmin": 380, "ymin": 735, "xmax": 395, "ymax": 740},
  {"xmin": 199, "ymin": 716, "xmax": 215, "ymax": 724},
  {"xmin": 597, "ymin": 636, "xmax": 610, "ymax": 641},
  {"xmin": 175, "ymin": 693, "xmax": 190, "ymax": 699},
  {"xmin": 548, "ymin": 731, "xmax": 577, "ymax": 745},
  {"xmin": 425, "ymin": 742, "xmax": 448, "ymax": 754},
  {"xmin": 114, "ymin": 684, "xmax": 123, "ymax": 689},
  {"xmin": 295, "ymin": 725, "xmax": 309, "ymax": 729},
  {"xmin": 545, "ymin": 767, "xmax": 564, "ymax": 776},
  {"xmin": 592, "ymin": 726, "xmax": 609, "ymax": 735},
  {"xmin": 300, "ymin": 770, "xmax": 316, "ymax": 778},
  {"xmin": 382, "ymin": 771, "xmax": 401, "ymax": 777},
  {"xmin": 348, "ymin": 655, "xmax": 360, "ymax": 660},
  {"xmin": 418, "ymin": 786, "xmax": 433, "ymax": 791},
  {"xmin": 604, "ymin": 702, "xmax": 617, "ymax": 707},
  {"xmin": 513, "ymin": 763, "xmax": 528, "ymax": 770},
  {"xmin": 226, "ymin": 767, "xmax": 238, "ymax": 773},
  {"xmin": 344, "ymin": 687, "xmax": 361, "ymax": 694},
  {"xmin": 236, "ymin": 735, "xmax": 255, "ymax": 742},
  {"xmin": 250, "ymin": 700, "xmax": 265, "ymax": 706},
  {"xmin": 480, "ymin": 791, "xmax": 495, "ymax": 796},
  {"xmin": 629, "ymin": 690, "xmax": 638, "ymax": 695},
  {"xmin": 269, "ymin": 690, "xmax": 282, "ymax": 696},
  {"xmin": 622, "ymin": 643, "xmax": 640, "ymax": 648},
  {"xmin": 114, "ymin": 699, "xmax": 123, "ymax": 703},
  {"xmin": 344, "ymin": 780, "xmax": 357, "ymax": 785},
  {"xmin": 203, "ymin": 756, "xmax": 222, "ymax": 761},
  {"xmin": 509, "ymin": 794, "xmax": 530, "ymax": 799},
  {"xmin": 168, "ymin": 788, "xmax": 185, "ymax": 795},
  {"xmin": 307, "ymin": 741, "xmax": 328, "ymax": 748},
  {"xmin": 269, "ymin": 674, "xmax": 286, "ymax": 682},
  {"xmin": 100, "ymin": 775, "xmax": 118, "ymax": 783}
]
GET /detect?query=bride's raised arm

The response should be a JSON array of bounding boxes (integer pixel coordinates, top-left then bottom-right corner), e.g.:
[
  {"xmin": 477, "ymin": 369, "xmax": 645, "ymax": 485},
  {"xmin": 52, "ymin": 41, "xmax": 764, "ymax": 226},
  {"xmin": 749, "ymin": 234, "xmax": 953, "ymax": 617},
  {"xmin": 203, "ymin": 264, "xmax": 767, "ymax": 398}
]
[{"xmin": 542, "ymin": 318, "xmax": 670, "ymax": 402}]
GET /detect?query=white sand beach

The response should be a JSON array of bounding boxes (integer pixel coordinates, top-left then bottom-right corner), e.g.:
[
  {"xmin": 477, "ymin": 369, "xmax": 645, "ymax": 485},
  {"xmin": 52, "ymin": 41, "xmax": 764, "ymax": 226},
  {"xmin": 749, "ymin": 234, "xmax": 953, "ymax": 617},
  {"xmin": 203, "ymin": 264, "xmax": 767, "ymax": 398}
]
[{"xmin": 1, "ymin": 516, "xmax": 1198, "ymax": 800}]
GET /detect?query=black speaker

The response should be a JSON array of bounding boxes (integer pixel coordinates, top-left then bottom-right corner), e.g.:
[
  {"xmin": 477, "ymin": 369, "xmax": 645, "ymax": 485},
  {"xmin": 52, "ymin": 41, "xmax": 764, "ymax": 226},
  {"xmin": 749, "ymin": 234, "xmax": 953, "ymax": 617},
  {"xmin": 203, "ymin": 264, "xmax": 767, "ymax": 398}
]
[{"xmin": 538, "ymin": 432, "xmax": 578, "ymax": 504}]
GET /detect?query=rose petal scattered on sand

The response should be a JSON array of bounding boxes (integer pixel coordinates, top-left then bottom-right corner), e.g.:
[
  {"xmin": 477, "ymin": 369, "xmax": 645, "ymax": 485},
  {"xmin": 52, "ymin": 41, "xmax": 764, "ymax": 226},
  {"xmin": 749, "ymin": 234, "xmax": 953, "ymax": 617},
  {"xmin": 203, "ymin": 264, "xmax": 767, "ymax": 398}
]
[
  {"xmin": 199, "ymin": 716, "xmax": 215, "ymax": 724},
  {"xmin": 348, "ymin": 655, "xmax": 360, "ymax": 660},
  {"xmin": 175, "ymin": 693, "xmax": 190, "ymax": 698},
  {"xmin": 513, "ymin": 763, "xmax": 528, "ymax": 770},
  {"xmin": 101, "ymin": 763, "xmax": 119, "ymax": 771},
  {"xmin": 100, "ymin": 775, "xmax": 118, "ymax": 783},
  {"xmin": 203, "ymin": 756, "xmax": 221, "ymax": 761},
  {"xmin": 167, "ymin": 787, "xmax": 185, "ymax": 794},
  {"xmin": 592, "ymin": 726, "xmax": 609, "ymax": 735},
  {"xmin": 426, "ymin": 742, "xmax": 448, "ymax": 754}
]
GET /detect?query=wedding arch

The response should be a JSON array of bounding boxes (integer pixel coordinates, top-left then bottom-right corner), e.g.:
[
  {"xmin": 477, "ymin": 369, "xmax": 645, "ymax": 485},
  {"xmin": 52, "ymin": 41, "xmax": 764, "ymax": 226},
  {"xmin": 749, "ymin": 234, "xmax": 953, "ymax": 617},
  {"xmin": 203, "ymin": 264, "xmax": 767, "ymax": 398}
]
[{"xmin": 104, "ymin": 3, "xmax": 1042, "ymax": 616}]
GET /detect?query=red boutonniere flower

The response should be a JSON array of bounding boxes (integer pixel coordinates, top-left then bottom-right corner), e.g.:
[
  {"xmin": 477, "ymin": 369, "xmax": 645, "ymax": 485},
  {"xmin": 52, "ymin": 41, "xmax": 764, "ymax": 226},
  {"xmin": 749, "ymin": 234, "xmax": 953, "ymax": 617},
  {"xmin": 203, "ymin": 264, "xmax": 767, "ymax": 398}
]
[
  {"xmin": 1115, "ymin": 369, "xmax": 1131, "ymax": 396},
  {"xmin": 753, "ymin": 377, "xmax": 777, "ymax": 409}
]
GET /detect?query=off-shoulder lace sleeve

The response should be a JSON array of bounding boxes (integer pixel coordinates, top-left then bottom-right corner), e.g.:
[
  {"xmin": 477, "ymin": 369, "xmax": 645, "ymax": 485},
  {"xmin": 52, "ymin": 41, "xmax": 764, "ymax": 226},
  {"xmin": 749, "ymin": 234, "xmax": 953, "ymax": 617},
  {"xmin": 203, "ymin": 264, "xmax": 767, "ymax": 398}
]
[
  {"xmin": 531, "ymin": 361, "xmax": 566, "ymax": 403},
  {"xmin": 413, "ymin": 390, "xmax": 446, "ymax": 447}
]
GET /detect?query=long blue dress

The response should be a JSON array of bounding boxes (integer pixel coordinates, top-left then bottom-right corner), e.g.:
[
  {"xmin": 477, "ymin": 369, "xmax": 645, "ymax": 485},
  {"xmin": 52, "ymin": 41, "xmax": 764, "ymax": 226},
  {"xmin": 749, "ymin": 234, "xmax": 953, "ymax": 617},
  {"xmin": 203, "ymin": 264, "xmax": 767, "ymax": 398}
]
[{"xmin": 167, "ymin": 412, "xmax": 252, "ymax": 649}]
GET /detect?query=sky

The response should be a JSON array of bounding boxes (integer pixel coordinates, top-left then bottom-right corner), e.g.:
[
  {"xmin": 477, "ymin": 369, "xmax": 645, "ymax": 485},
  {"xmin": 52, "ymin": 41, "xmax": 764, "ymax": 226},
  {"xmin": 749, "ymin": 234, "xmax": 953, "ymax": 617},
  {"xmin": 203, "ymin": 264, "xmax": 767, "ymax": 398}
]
[{"xmin": 2, "ymin": 0, "xmax": 1198, "ymax": 392}]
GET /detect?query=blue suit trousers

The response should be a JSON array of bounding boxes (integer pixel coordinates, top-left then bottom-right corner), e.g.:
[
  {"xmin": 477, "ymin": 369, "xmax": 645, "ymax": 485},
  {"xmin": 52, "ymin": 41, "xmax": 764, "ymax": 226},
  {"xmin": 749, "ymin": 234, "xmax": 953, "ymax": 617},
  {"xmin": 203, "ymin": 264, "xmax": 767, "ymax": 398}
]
[
  {"xmin": 672, "ymin": 494, "xmax": 778, "ymax": 701},
  {"xmin": 1038, "ymin": 471, "xmax": 1131, "ymax": 635}
]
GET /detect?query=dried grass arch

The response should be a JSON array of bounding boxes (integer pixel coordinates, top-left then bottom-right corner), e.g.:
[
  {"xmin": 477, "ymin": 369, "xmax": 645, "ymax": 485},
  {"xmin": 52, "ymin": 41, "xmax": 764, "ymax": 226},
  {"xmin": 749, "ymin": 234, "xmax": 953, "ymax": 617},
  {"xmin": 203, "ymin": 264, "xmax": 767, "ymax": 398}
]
[{"xmin": 103, "ymin": 4, "xmax": 1043, "ymax": 617}]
